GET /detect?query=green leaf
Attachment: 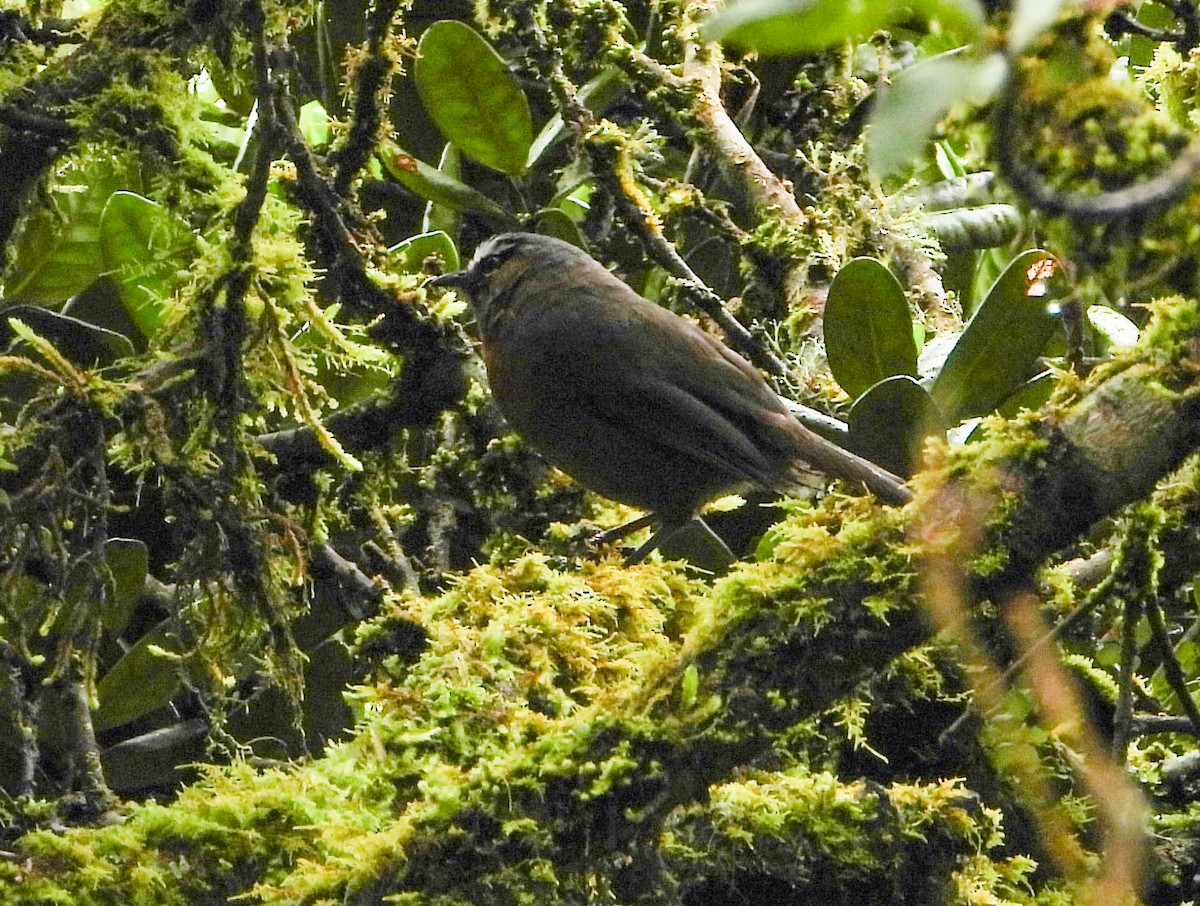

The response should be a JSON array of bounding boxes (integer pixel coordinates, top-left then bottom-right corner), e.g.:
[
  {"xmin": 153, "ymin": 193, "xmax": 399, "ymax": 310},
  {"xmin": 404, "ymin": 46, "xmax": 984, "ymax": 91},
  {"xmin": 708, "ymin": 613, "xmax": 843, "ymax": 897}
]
[
  {"xmin": 379, "ymin": 141, "xmax": 514, "ymax": 225},
  {"xmin": 705, "ymin": 0, "xmax": 896, "ymax": 55},
  {"xmin": 931, "ymin": 250, "xmax": 1066, "ymax": 421},
  {"xmin": 911, "ymin": 0, "xmax": 986, "ymax": 38},
  {"xmin": 706, "ymin": 0, "xmax": 983, "ymax": 55},
  {"xmin": 298, "ymin": 100, "xmax": 332, "ymax": 147},
  {"xmin": 206, "ymin": 58, "xmax": 256, "ymax": 116},
  {"xmin": 1127, "ymin": 2, "xmax": 1176, "ymax": 69},
  {"xmin": 997, "ymin": 370, "xmax": 1055, "ymax": 418},
  {"xmin": 94, "ymin": 620, "xmax": 184, "ymax": 731},
  {"xmin": 848, "ymin": 376, "xmax": 943, "ymax": 477},
  {"xmin": 824, "ymin": 257, "xmax": 918, "ymax": 398},
  {"xmin": 101, "ymin": 720, "xmax": 208, "ymax": 795},
  {"xmin": 1087, "ymin": 305, "xmax": 1140, "ymax": 352},
  {"xmin": 60, "ymin": 277, "xmax": 141, "ymax": 342},
  {"xmin": 867, "ymin": 53, "xmax": 1007, "ymax": 179},
  {"xmin": 0, "ymin": 304, "xmax": 135, "ymax": 366},
  {"xmin": 414, "ymin": 20, "xmax": 533, "ymax": 175},
  {"xmin": 926, "ymin": 204, "xmax": 1022, "ymax": 251},
  {"xmin": 388, "ymin": 230, "xmax": 460, "ymax": 273},
  {"xmin": 2, "ymin": 159, "xmax": 139, "ymax": 304},
  {"xmin": 423, "ymin": 143, "xmax": 463, "ymax": 238},
  {"xmin": 99, "ymin": 191, "xmax": 191, "ymax": 339},
  {"xmin": 934, "ymin": 141, "xmax": 969, "ymax": 179},
  {"xmin": 893, "ymin": 172, "xmax": 995, "ymax": 213},
  {"xmin": 755, "ymin": 525, "xmax": 784, "ymax": 561},
  {"xmin": 534, "ymin": 208, "xmax": 586, "ymax": 247},
  {"xmin": 101, "ymin": 538, "xmax": 148, "ymax": 635}
]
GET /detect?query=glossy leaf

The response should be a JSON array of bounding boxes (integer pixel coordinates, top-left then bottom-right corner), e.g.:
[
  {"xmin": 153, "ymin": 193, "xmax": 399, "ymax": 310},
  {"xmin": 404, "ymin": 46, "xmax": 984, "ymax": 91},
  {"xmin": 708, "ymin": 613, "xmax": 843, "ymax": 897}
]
[
  {"xmin": 824, "ymin": 257, "xmax": 918, "ymax": 399},
  {"xmin": 1087, "ymin": 305, "xmax": 1140, "ymax": 351},
  {"xmin": 101, "ymin": 538, "xmax": 149, "ymax": 635},
  {"xmin": 931, "ymin": 250, "xmax": 1065, "ymax": 421},
  {"xmin": 60, "ymin": 277, "xmax": 141, "ymax": 342},
  {"xmin": 893, "ymin": 172, "xmax": 995, "ymax": 213},
  {"xmin": 868, "ymin": 54, "xmax": 1007, "ymax": 179},
  {"xmin": 997, "ymin": 370, "xmax": 1055, "ymax": 418},
  {"xmin": 0, "ymin": 304, "xmax": 135, "ymax": 365},
  {"xmin": 2, "ymin": 160, "xmax": 139, "ymax": 304},
  {"xmin": 848, "ymin": 376, "xmax": 943, "ymax": 477},
  {"xmin": 94, "ymin": 620, "xmax": 184, "ymax": 731},
  {"xmin": 102, "ymin": 720, "xmax": 208, "ymax": 795},
  {"xmin": 926, "ymin": 204, "xmax": 1022, "ymax": 251},
  {"xmin": 99, "ymin": 191, "xmax": 191, "ymax": 339},
  {"xmin": 379, "ymin": 141, "xmax": 514, "ymax": 225},
  {"xmin": 388, "ymin": 230, "xmax": 460, "ymax": 273},
  {"xmin": 298, "ymin": 100, "xmax": 332, "ymax": 147},
  {"xmin": 706, "ymin": 0, "xmax": 983, "ymax": 56},
  {"xmin": 415, "ymin": 21, "xmax": 533, "ymax": 175}
]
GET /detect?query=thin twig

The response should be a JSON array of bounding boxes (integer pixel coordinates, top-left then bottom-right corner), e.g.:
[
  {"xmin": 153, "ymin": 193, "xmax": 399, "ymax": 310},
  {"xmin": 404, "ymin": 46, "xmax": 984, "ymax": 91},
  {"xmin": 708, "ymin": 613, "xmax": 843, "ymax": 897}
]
[
  {"xmin": 1131, "ymin": 713, "xmax": 1200, "ymax": 737},
  {"xmin": 332, "ymin": 0, "xmax": 402, "ymax": 194},
  {"xmin": 1143, "ymin": 595, "xmax": 1200, "ymax": 733},
  {"xmin": 1112, "ymin": 598, "xmax": 1141, "ymax": 763}
]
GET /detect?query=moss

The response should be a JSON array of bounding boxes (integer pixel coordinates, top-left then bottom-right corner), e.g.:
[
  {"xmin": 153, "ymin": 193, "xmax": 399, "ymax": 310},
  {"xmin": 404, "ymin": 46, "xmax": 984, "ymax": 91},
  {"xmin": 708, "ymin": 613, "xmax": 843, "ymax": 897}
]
[{"xmin": 661, "ymin": 770, "xmax": 1004, "ymax": 904}]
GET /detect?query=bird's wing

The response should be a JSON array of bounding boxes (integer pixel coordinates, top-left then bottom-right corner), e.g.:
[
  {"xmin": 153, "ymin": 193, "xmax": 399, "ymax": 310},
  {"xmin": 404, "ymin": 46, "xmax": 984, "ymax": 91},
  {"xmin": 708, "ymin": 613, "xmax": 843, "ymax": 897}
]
[{"xmin": 507, "ymin": 289, "xmax": 795, "ymax": 489}]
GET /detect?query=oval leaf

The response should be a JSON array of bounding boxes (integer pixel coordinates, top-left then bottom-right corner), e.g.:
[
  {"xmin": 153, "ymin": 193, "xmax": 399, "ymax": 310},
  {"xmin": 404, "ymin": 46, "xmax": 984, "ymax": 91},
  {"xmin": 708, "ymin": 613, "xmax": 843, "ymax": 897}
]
[
  {"xmin": 379, "ymin": 141, "xmax": 515, "ymax": 225},
  {"xmin": 0, "ymin": 304, "xmax": 135, "ymax": 365},
  {"xmin": 415, "ymin": 21, "xmax": 533, "ymax": 175},
  {"xmin": 2, "ymin": 156, "xmax": 147, "ymax": 305},
  {"xmin": 94, "ymin": 620, "xmax": 184, "ymax": 731},
  {"xmin": 1087, "ymin": 305, "xmax": 1140, "ymax": 352},
  {"xmin": 60, "ymin": 276, "xmax": 141, "ymax": 342},
  {"xmin": 931, "ymin": 250, "xmax": 1066, "ymax": 421},
  {"xmin": 893, "ymin": 172, "xmax": 996, "ymax": 213},
  {"xmin": 997, "ymin": 370, "xmax": 1056, "ymax": 418},
  {"xmin": 707, "ymin": 0, "xmax": 983, "ymax": 56},
  {"xmin": 824, "ymin": 257, "xmax": 918, "ymax": 399},
  {"xmin": 99, "ymin": 191, "xmax": 191, "ymax": 339},
  {"xmin": 848, "ymin": 376, "xmax": 943, "ymax": 477},
  {"xmin": 388, "ymin": 230, "xmax": 460, "ymax": 273},
  {"xmin": 298, "ymin": 100, "xmax": 332, "ymax": 147},
  {"xmin": 705, "ymin": 0, "xmax": 895, "ymax": 55},
  {"xmin": 926, "ymin": 204, "xmax": 1022, "ymax": 251},
  {"xmin": 102, "ymin": 538, "xmax": 148, "ymax": 635}
]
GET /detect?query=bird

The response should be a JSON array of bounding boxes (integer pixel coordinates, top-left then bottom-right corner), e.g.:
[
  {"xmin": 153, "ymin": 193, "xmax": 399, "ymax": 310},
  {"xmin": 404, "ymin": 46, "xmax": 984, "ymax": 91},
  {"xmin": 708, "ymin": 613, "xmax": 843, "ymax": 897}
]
[{"xmin": 430, "ymin": 232, "xmax": 911, "ymax": 563}]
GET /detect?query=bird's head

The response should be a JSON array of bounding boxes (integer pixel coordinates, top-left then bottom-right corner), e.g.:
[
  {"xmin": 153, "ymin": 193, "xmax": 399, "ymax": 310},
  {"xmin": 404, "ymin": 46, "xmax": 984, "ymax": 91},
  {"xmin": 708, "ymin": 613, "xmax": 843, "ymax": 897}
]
[{"xmin": 428, "ymin": 232, "xmax": 589, "ymax": 325}]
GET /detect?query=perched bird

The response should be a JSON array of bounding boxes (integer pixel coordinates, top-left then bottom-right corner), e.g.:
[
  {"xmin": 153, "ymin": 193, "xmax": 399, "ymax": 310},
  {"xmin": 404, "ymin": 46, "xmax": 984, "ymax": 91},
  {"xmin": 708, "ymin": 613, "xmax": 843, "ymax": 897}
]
[{"xmin": 431, "ymin": 233, "xmax": 910, "ymax": 561}]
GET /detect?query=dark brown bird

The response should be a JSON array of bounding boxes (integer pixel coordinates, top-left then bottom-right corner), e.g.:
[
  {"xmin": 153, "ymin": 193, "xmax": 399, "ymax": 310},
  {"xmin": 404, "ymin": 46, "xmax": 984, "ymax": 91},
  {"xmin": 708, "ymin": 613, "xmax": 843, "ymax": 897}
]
[{"xmin": 432, "ymin": 233, "xmax": 910, "ymax": 560}]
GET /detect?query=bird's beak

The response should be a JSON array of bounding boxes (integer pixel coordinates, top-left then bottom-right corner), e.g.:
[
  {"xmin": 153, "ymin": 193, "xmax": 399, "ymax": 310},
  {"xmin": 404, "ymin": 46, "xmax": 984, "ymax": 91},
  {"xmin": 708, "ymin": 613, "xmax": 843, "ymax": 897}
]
[{"xmin": 425, "ymin": 270, "xmax": 475, "ymax": 291}]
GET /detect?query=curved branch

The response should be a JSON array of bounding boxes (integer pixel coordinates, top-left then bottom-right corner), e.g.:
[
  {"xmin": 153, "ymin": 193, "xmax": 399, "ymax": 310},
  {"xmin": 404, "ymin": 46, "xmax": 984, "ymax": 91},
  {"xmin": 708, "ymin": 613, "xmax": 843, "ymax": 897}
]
[{"xmin": 994, "ymin": 53, "xmax": 1200, "ymax": 224}]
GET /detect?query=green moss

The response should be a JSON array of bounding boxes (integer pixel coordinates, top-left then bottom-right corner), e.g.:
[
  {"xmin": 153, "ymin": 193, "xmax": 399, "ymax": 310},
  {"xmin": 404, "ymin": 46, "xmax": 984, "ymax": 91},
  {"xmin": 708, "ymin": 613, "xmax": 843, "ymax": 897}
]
[{"xmin": 661, "ymin": 770, "xmax": 1004, "ymax": 902}]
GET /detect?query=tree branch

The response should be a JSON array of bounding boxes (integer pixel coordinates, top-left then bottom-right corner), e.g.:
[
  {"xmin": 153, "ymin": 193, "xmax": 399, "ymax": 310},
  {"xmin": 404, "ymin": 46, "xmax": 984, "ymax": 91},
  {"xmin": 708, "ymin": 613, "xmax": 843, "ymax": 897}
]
[{"xmin": 330, "ymin": 297, "xmax": 1200, "ymax": 901}]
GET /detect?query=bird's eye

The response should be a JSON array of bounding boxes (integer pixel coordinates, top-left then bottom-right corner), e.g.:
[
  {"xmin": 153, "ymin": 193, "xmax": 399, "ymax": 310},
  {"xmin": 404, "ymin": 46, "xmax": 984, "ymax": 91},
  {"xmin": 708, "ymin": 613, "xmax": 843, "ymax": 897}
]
[{"xmin": 476, "ymin": 252, "xmax": 504, "ymax": 275}]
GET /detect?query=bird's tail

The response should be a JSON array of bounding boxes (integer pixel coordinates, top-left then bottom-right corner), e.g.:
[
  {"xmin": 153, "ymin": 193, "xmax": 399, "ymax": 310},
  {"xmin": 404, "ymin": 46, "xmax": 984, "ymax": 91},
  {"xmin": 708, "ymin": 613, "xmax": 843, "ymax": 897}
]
[{"xmin": 781, "ymin": 424, "xmax": 913, "ymax": 506}]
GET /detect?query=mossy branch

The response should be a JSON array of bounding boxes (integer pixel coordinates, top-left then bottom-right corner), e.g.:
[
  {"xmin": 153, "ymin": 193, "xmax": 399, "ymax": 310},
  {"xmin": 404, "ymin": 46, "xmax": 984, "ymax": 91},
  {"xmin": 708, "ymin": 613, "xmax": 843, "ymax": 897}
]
[{"xmin": 329, "ymin": 298, "xmax": 1200, "ymax": 902}]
